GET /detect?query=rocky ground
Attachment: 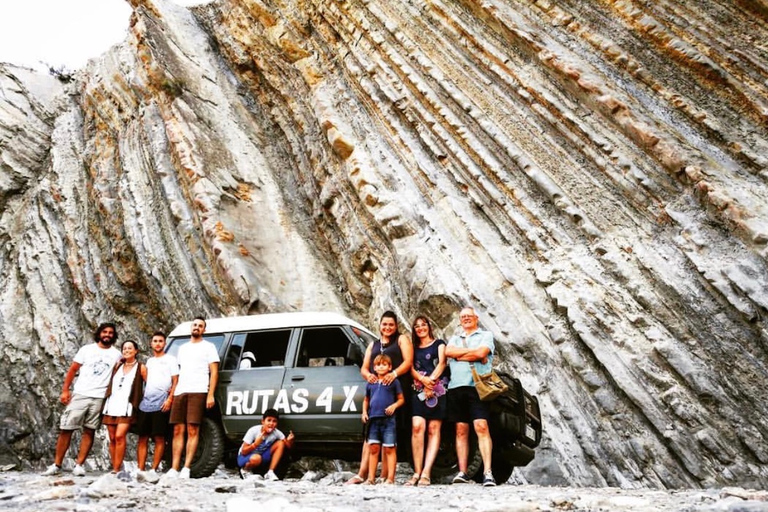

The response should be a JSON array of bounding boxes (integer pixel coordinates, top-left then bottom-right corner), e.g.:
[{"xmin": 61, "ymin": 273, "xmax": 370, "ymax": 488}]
[{"xmin": 2, "ymin": 464, "xmax": 768, "ymax": 512}]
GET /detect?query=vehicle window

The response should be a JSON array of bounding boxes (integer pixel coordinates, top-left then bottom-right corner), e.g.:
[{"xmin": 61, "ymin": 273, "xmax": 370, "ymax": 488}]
[
  {"xmin": 238, "ymin": 329, "xmax": 291, "ymax": 368},
  {"xmin": 222, "ymin": 333, "xmax": 246, "ymax": 371},
  {"xmin": 295, "ymin": 327, "xmax": 358, "ymax": 367},
  {"xmin": 166, "ymin": 334, "xmax": 226, "ymax": 359}
]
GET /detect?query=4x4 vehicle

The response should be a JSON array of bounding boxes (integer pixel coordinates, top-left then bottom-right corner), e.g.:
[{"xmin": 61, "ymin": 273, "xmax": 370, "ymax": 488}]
[{"xmin": 166, "ymin": 312, "xmax": 542, "ymax": 482}]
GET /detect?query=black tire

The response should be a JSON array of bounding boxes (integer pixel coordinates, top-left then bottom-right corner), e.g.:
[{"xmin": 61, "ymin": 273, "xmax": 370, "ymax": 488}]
[
  {"xmin": 430, "ymin": 422, "xmax": 483, "ymax": 482},
  {"xmin": 189, "ymin": 417, "xmax": 226, "ymax": 478}
]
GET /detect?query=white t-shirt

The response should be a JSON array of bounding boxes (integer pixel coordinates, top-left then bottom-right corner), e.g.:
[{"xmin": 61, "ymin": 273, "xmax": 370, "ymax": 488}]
[
  {"xmin": 238, "ymin": 424, "xmax": 285, "ymax": 455},
  {"xmin": 174, "ymin": 340, "xmax": 220, "ymax": 395},
  {"xmin": 72, "ymin": 343, "xmax": 122, "ymax": 398},
  {"xmin": 139, "ymin": 354, "xmax": 179, "ymax": 412}
]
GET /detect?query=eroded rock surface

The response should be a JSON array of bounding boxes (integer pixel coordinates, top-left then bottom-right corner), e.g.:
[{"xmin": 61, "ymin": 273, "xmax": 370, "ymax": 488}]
[{"xmin": 1, "ymin": 0, "xmax": 768, "ymax": 489}]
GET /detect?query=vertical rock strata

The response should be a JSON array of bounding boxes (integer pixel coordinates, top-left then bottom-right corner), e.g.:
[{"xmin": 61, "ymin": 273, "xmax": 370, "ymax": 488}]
[{"xmin": 1, "ymin": 0, "xmax": 767, "ymax": 488}]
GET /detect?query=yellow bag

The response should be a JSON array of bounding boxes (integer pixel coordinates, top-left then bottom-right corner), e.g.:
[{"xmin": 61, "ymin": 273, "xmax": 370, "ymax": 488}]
[{"xmin": 471, "ymin": 365, "xmax": 509, "ymax": 401}]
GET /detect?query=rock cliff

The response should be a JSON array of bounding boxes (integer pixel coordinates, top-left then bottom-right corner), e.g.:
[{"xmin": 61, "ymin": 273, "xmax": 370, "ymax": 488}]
[{"xmin": 1, "ymin": 0, "xmax": 767, "ymax": 489}]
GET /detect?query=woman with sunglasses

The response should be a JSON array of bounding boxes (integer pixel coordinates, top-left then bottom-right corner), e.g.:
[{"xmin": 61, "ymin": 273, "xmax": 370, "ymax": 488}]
[{"xmin": 102, "ymin": 339, "xmax": 146, "ymax": 479}]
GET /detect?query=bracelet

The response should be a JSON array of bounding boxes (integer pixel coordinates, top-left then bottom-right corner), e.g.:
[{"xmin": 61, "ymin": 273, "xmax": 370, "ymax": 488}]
[{"xmin": 391, "ymin": 371, "xmax": 397, "ymax": 378}]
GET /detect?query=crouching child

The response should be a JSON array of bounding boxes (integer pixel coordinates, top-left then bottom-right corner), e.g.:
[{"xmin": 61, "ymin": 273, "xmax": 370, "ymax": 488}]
[{"xmin": 237, "ymin": 408, "xmax": 294, "ymax": 481}]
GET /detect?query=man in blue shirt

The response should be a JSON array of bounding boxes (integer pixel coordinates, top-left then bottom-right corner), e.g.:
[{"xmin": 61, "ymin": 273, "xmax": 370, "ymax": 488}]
[{"xmin": 445, "ymin": 306, "xmax": 496, "ymax": 487}]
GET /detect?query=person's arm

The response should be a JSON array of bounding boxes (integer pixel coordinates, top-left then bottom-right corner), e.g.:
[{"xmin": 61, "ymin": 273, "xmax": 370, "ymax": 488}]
[
  {"xmin": 240, "ymin": 430, "xmax": 263, "ymax": 456},
  {"xmin": 162, "ymin": 374, "xmax": 179, "ymax": 413},
  {"xmin": 431, "ymin": 343, "xmax": 447, "ymax": 380},
  {"xmin": 386, "ymin": 392, "xmax": 405, "ymax": 416},
  {"xmin": 140, "ymin": 363, "xmax": 148, "ymax": 381},
  {"xmin": 60, "ymin": 362, "xmax": 82, "ymax": 405},
  {"xmin": 206, "ymin": 362, "xmax": 219, "ymax": 409},
  {"xmin": 360, "ymin": 343, "xmax": 376, "ymax": 383},
  {"xmin": 453, "ymin": 345, "xmax": 491, "ymax": 362},
  {"xmin": 285, "ymin": 431, "xmax": 295, "ymax": 449},
  {"xmin": 383, "ymin": 334, "xmax": 413, "ymax": 385},
  {"xmin": 362, "ymin": 395, "xmax": 370, "ymax": 423}
]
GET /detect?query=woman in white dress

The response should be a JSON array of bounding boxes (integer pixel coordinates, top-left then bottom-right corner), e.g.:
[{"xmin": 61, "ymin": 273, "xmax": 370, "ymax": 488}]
[{"xmin": 102, "ymin": 340, "xmax": 146, "ymax": 477}]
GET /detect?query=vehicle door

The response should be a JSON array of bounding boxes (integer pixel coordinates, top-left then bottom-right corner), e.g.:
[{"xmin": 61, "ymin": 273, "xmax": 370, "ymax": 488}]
[
  {"xmin": 281, "ymin": 325, "xmax": 368, "ymax": 441},
  {"xmin": 217, "ymin": 328, "xmax": 293, "ymax": 437}
]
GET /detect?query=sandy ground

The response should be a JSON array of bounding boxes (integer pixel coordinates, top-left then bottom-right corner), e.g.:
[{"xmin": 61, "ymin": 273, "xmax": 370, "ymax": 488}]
[{"xmin": 2, "ymin": 465, "xmax": 768, "ymax": 512}]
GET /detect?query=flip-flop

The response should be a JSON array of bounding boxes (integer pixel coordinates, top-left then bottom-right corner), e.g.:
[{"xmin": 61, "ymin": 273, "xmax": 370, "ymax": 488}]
[
  {"xmin": 345, "ymin": 474, "xmax": 365, "ymax": 485},
  {"xmin": 404, "ymin": 474, "xmax": 420, "ymax": 486},
  {"xmin": 418, "ymin": 476, "xmax": 431, "ymax": 486}
]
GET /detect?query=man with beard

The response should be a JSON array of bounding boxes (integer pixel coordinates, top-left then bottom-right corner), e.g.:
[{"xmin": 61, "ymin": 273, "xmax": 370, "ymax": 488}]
[
  {"xmin": 42, "ymin": 323, "xmax": 122, "ymax": 476},
  {"xmin": 165, "ymin": 316, "xmax": 219, "ymax": 479}
]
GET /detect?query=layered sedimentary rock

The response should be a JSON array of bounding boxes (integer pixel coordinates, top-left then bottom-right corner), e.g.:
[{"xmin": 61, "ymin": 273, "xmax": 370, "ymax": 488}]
[{"xmin": 1, "ymin": 0, "xmax": 767, "ymax": 488}]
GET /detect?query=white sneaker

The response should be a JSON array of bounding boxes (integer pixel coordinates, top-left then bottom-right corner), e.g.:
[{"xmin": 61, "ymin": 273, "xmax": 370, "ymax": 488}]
[
  {"xmin": 164, "ymin": 468, "xmax": 179, "ymax": 479},
  {"xmin": 145, "ymin": 469, "xmax": 160, "ymax": 483},
  {"xmin": 179, "ymin": 467, "xmax": 191, "ymax": 479},
  {"xmin": 42, "ymin": 464, "xmax": 61, "ymax": 476},
  {"xmin": 72, "ymin": 464, "xmax": 86, "ymax": 476},
  {"xmin": 265, "ymin": 469, "xmax": 279, "ymax": 481}
]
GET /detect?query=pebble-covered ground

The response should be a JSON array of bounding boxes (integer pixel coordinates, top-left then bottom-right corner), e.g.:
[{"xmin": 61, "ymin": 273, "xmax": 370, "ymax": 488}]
[{"xmin": 2, "ymin": 466, "xmax": 768, "ymax": 512}]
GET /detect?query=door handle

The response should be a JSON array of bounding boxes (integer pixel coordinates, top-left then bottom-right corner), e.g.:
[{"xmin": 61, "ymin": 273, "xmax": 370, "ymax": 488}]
[{"xmin": 291, "ymin": 375, "xmax": 305, "ymax": 381}]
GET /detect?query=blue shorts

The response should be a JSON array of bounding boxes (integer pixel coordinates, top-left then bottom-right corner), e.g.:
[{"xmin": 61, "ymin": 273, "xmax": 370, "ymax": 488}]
[
  {"xmin": 237, "ymin": 443, "xmax": 274, "ymax": 468},
  {"xmin": 367, "ymin": 416, "xmax": 397, "ymax": 447},
  {"xmin": 447, "ymin": 386, "xmax": 491, "ymax": 423}
]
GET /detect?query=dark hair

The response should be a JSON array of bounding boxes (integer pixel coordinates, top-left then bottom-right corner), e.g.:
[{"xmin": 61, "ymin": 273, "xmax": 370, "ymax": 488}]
[
  {"xmin": 193, "ymin": 316, "xmax": 206, "ymax": 327},
  {"xmin": 94, "ymin": 322, "xmax": 118, "ymax": 342},
  {"xmin": 152, "ymin": 331, "xmax": 166, "ymax": 339},
  {"xmin": 121, "ymin": 340, "xmax": 139, "ymax": 352},
  {"xmin": 263, "ymin": 408, "xmax": 279, "ymax": 421},
  {"xmin": 380, "ymin": 310, "xmax": 401, "ymax": 342},
  {"xmin": 411, "ymin": 315, "xmax": 435, "ymax": 343},
  {"xmin": 373, "ymin": 354, "xmax": 392, "ymax": 367}
]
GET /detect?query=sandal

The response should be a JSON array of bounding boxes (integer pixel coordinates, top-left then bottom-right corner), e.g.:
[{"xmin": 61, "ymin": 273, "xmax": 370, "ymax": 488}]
[
  {"xmin": 345, "ymin": 474, "xmax": 365, "ymax": 485},
  {"xmin": 418, "ymin": 475, "xmax": 431, "ymax": 486},
  {"xmin": 404, "ymin": 474, "xmax": 420, "ymax": 486}
]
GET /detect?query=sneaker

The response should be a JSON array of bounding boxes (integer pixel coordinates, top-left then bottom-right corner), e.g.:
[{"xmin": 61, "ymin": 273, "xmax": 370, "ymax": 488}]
[
  {"xmin": 144, "ymin": 469, "xmax": 160, "ymax": 483},
  {"xmin": 238, "ymin": 467, "xmax": 246, "ymax": 480},
  {"xmin": 264, "ymin": 469, "xmax": 279, "ymax": 481},
  {"xmin": 116, "ymin": 470, "xmax": 132, "ymax": 482},
  {"xmin": 42, "ymin": 464, "xmax": 61, "ymax": 476},
  {"xmin": 72, "ymin": 464, "xmax": 86, "ymax": 477},
  {"xmin": 482, "ymin": 473, "xmax": 496, "ymax": 487},
  {"xmin": 179, "ymin": 467, "xmax": 191, "ymax": 479},
  {"xmin": 452, "ymin": 471, "xmax": 470, "ymax": 484},
  {"xmin": 164, "ymin": 468, "xmax": 179, "ymax": 479}
]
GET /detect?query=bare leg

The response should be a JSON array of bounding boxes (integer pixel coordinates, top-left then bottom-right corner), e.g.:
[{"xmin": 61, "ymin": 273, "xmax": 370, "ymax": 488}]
[
  {"xmin": 183, "ymin": 423, "xmax": 200, "ymax": 469},
  {"xmin": 53, "ymin": 430, "xmax": 74, "ymax": 466},
  {"xmin": 384, "ymin": 446, "xmax": 397, "ymax": 483},
  {"xmin": 474, "ymin": 419, "xmax": 492, "ymax": 474},
  {"xmin": 171, "ymin": 423, "xmax": 185, "ymax": 471},
  {"xmin": 422, "ymin": 419, "xmax": 442, "ymax": 479},
  {"xmin": 346, "ymin": 441, "xmax": 369, "ymax": 482},
  {"xmin": 76, "ymin": 428, "xmax": 95, "ymax": 466},
  {"xmin": 151, "ymin": 435, "xmax": 166, "ymax": 470},
  {"xmin": 367, "ymin": 444, "xmax": 381, "ymax": 483},
  {"xmin": 455, "ymin": 422, "xmax": 470, "ymax": 473},
  {"xmin": 410, "ymin": 416, "xmax": 426, "ymax": 476},
  {"xmin": 137, "ymin": 436, "xmax": 149, "ymax": 470},
  {"xmin": 106, "ymin": 425, "xmax": 117, "ymax": 469},
  {"xmin": 268, "ymin": 440, "xmax": 285, "ymax": 471},
  {"xmin": 113, "ymin": 423, "xmax": 131, "ymax": 472},
  {"xmin": 244, "ymin": 453, "xmax": 264, "ymax": 471}
]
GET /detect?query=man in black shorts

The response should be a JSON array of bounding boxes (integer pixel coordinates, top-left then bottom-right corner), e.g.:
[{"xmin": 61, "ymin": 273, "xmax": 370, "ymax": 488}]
[
  {"xmin": 445, "ymin": 306, "xmax": 497, "ymax": 487},
  {"xmin": 135, "ymin": 331, "xmax": 178, "ymax": 482}
]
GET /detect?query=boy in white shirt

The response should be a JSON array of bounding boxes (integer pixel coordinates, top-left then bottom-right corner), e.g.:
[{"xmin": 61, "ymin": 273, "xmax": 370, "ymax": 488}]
[{"xmin": 237, "ymin": 408, "xmax": 294, "ymax": 481}]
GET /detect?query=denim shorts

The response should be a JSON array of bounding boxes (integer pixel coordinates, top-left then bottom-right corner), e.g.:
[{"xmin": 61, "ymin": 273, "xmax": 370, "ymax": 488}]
[
  {"xmin": 367, "ymin": 416, "xmax": 397, "ymax": 447},
  {"xmin": 237, "ymin": 442, "xmax": 274, "ymax": 468}
]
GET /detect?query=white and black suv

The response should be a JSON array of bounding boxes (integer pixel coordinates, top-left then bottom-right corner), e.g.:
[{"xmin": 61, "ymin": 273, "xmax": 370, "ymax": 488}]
[{"xmin": 166, "ymin": 312, "xmax": 542, "ymax": 481}]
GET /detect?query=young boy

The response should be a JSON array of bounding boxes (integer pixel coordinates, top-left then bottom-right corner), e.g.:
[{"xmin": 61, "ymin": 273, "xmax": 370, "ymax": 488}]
[
  {"xmin": 135, "ymin": 331, "xmax": 178, "ymax": 482},
  {"xmin": 238, "ymin": 408, "xmax": 295, "ymax": 481},
  {"xmin": 362, "ymin": 354, "xmax": 405, "ymax": 485}
]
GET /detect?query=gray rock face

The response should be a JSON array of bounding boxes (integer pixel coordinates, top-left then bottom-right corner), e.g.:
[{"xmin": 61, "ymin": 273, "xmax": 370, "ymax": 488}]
[{"xmin": 1, "ymin": 0, "xmax": 767, "ymax": 489}]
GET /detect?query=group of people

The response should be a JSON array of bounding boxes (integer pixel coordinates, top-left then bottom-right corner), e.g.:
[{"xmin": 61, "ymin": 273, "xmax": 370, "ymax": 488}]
[
  {"xmin": 347, "ymin": 306, "xmax": 498, "ymax": 487},
  {"xmin": 42, "ymin": 305, "xmax": 499, "ymax": 487}
]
